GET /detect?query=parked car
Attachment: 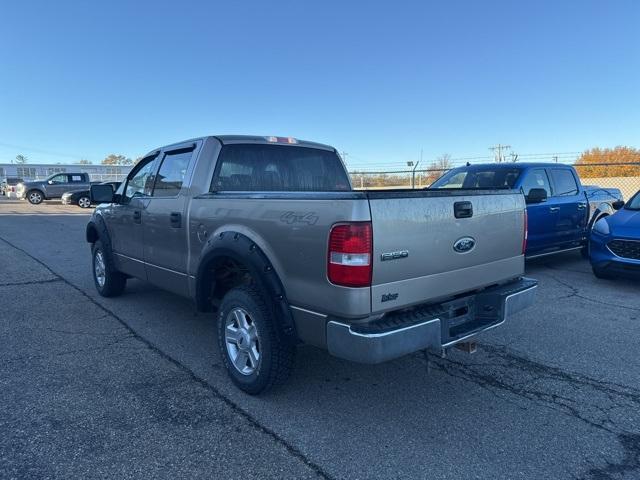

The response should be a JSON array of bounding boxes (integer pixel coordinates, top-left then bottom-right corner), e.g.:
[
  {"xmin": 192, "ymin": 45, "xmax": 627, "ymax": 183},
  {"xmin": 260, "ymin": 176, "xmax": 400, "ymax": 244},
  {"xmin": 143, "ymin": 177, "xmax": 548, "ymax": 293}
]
[
  {"xmin": 86, "ymin": 135, "xmax": 537, "ymax": 394},
  {"xmin": 431, "ymin": 163, "xmax": 623, "ymax": 258},
  {"xmin": 62, "ymin": 182, "xmax": 121, "ymax": 208},
  {"xmin": 17, "ymin": 172, "xmax": 92, "ymax": 204},
  {"xmin": 589, "ymin": 189, "xmax": 640, "ymax": 278},
  {"xmin": 0, "ymin": 177, "xmax": 23, "ymax": 198}
]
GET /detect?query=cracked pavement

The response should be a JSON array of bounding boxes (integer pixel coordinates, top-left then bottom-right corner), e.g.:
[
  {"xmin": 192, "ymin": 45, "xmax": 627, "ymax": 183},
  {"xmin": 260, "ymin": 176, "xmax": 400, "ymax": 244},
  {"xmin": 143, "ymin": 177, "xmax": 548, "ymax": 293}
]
[{"xmin": 1, "ymin": 199, "xmax": 639, "ymax": 479}]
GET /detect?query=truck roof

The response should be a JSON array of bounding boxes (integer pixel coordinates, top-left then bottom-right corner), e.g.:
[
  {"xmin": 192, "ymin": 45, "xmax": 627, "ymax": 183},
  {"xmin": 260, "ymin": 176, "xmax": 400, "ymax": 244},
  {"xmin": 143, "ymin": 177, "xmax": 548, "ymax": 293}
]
[
  {"xmin": 451, "ymin": 162, "xmax": 574, "ymax": 170},
  {"xmin": 154, "ymin": 135, "xmax": 336, "ymax": 155}
]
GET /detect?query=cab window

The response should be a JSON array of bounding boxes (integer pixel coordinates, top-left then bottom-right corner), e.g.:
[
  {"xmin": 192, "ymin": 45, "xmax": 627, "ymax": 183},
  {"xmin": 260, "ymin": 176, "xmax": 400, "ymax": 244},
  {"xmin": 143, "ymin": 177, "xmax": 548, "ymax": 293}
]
[
  {"xmin": 152, "ymin": 149, "xmax": 193, "ymax": 197},
  {"xmin": 49, "ymin": 174, "xmax": 68, "ymax": 184},
  {"xmin": 520, "ymin": 169, "xmax": 551, "ymax": 196},
  {"xmin": 549, "ymin": 169, "xmax": 579, "ymax": 196},
  {"xmin": 123, "ymin": 156, "xmax": 158, "ymax": 202},
  {"xmin": 432, "ymin": 168, "xmax": 521, "ymax": 189}
]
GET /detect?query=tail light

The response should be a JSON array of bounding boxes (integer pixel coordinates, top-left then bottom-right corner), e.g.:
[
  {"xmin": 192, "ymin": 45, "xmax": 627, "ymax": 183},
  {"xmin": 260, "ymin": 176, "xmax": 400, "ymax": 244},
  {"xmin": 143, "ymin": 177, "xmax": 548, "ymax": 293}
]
[
  {"xmin": 522, "ymin": 209, "xmax": 528, "ymax": 254},
  {"xmin": 10, "ymin": 186, "xmax": 15, "ymax": 192},
  {"xmin": 328, "ymin": 222, "xmax": 372, "ymax": 287}
]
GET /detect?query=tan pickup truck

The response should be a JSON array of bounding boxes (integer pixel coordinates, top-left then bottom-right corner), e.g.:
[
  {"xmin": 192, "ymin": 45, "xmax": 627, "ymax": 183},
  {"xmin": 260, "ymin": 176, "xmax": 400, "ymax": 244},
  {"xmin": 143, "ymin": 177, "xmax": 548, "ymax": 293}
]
[{"xmin": 86, "ymin": 135, "xmax": 537, "ymax": 394}]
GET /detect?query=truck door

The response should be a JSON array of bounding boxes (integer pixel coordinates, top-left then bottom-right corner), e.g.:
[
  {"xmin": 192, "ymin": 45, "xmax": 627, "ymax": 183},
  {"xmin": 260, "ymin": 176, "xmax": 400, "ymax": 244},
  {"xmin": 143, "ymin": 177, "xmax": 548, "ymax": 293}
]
[
  {"xmin": 142, "ymin": 143, "xmax": 197, "ymax": 297},
  {"xmin": 46, "ymin": 173, "xmax": 71, "ymax": 198},
  {"xmin": 108, "ymin": 154, "xmax": 159, "ymax": 279},
  {"xmin": 520, "ymin": 168, "xmax": 554, "ymax": 254},
  {"xmin": 547, "ymin": 168, "xmax": 588, "ymax": 248},
  {"xmin": 68, "ymin": 173, "xmax": 88, "ymax": 191}
]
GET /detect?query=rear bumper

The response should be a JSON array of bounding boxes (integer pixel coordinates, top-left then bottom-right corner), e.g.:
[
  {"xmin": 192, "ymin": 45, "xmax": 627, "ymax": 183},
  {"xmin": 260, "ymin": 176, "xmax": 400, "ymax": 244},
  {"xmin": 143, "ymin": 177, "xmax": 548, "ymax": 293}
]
[{"xmin": 326, "ymin": 277, "xmax": 537, "ymax": 364}]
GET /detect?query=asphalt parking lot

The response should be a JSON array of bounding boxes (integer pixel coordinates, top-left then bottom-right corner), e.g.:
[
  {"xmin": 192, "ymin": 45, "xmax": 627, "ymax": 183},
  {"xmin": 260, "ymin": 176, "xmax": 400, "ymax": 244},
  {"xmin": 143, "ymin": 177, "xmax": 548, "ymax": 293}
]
[{"xmin": 1, "ymin": 198, "xmax": 639, "ymax": 480}]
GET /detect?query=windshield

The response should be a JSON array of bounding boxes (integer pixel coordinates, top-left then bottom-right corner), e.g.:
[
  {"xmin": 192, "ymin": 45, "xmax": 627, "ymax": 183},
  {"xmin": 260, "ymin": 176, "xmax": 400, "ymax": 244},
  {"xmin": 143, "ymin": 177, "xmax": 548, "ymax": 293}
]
[
  {"xmin": 626, "ymin": 191, "xmax": 640, "ymax": 210},
  {"xmin": 431, "ymin": 167, "xmax": 522, "ymax": 189}
]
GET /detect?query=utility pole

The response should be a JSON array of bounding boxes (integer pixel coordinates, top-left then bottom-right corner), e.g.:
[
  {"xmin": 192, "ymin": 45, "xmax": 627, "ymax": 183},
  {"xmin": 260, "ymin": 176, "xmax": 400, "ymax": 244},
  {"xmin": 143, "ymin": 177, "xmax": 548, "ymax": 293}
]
[
  {"xmin": 407, "ymin": 161, "xmax": 420, "ymax": 189},
  {"xmin": 489, "ymin": 144, "xmax": 511, "ymax": 163},
  {"xmin": 340, "ymin": 151, "xmax": 349, "ymax": 164},
  {"xmin": 552, "ymin": 155, "xmax": 558, "ymax": 163}
]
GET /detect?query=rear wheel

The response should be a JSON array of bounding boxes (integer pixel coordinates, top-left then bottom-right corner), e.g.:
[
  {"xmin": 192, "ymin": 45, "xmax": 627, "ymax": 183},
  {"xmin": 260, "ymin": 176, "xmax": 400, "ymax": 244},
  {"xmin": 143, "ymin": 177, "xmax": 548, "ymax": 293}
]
[
  {"xmin": 27, "ymin": 190, "xmax": 44, "ymax": 205},
  {"xmin": 78, "ymin": 196, "xmax": 92, "ymax": 208},
  {"xmin": 92, "ymin": 240, "xmax": 126, "ymax": 297},
  {"xmin": 217, "ymin": 285, "xmax": 295, "ymax": 394}
]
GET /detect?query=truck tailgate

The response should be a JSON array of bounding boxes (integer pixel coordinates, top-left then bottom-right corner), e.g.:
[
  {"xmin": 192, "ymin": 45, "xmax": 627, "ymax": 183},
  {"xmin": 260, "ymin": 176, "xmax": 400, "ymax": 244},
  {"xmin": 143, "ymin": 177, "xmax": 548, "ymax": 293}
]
[{"xmin": 367, "ymin": 189, "xmax": 525, "ymax": 313}]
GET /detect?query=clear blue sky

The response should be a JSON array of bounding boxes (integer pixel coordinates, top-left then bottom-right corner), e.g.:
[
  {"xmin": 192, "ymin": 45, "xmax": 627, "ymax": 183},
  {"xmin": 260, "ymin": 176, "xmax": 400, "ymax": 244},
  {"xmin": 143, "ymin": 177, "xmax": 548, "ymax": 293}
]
[{"xmin": 1, "ymin": 0, "xmax": 638, "ymax": 170}]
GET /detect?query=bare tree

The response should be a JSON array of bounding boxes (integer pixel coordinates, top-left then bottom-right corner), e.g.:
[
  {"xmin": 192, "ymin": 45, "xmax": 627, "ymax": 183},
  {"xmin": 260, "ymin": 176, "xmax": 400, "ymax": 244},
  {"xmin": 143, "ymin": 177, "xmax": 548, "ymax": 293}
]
[
  {"xmin": 15, "ymin": 154, "xmax": 28, "ymax": 164},
  {"xmin": 423, "ymin": 154, "xmax": 453, "ymax": 185},
  {"xmin": 101, "ymin": 154, "xmax": 133, "ymax": 166},
  {"xmin": 78, "ymin": 159, "xmax": 92, "ymax": 165}
]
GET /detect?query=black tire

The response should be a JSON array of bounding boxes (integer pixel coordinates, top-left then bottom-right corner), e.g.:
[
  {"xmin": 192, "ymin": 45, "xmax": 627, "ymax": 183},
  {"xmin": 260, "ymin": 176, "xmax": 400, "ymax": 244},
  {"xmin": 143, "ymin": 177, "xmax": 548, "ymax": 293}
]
[
  {"xmin": 217, "ymin": 285, "xmax": 295, "ymax": 394},
  {"xmin": 592, "ymin": 265, "xmax": 610, "ymax": 279},
  {"xmin": 78, "ymin": 196, "xmax": 92, "ymax": 208},
  {"xmin": 580, "ymin": 243, "xmax": 589, "ymax": 259},
  {"xmin": 91, "ymin": 240, "xmax": 127, "ymax": 297},
  {"xmin": 27, "ymin": 190, "xmax": 44, "ymax": 205}
]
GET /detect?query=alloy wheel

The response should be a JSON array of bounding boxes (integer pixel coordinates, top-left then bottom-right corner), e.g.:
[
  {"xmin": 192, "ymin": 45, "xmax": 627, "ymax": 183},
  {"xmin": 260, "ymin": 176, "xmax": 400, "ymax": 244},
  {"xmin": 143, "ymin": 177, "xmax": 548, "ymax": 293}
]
[
  {"xmin": 224, "ymin": 307, "xmax": 261, "ymax": 375},
  {"xmin": 94, "ymin": 250, "xmax": 106, "ymax": 288}
]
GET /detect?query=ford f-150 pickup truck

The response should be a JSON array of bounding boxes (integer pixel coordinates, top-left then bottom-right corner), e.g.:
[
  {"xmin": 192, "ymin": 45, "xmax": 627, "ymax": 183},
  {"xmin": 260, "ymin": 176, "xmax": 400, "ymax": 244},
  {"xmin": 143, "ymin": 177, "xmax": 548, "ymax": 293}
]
[
  {"xmin": 86, "ymin": 135, "xmax": 537, "ymax": 394},
  {"xmin": 431, "ymin": 163, "xmax": 624, "ymax": 258},
  {"xmin": 18, "ymin": 172, "xmax": 92, "ymax": 205}
]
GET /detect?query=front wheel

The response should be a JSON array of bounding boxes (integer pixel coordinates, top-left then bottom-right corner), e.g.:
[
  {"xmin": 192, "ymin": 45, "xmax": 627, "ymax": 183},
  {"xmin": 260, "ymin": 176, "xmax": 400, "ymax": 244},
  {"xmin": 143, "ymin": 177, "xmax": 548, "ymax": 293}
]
[
  {"xmin": 592, "ymin": 266, "xmax": 611, "ymax": 279},
  {"xmin": 92, "ymin": 240, "xmax": 127, "ymax": 297},
  {"xmin": 78, "ymin": 196, "xmax": 92, "ymax": 208},
  {"xmin": 217, "ymin": 285, "xmax": 295, "ymax": 394},
  {"xmin": 27, "ymin": 190, "xmax": 44, "ymax": 205}
]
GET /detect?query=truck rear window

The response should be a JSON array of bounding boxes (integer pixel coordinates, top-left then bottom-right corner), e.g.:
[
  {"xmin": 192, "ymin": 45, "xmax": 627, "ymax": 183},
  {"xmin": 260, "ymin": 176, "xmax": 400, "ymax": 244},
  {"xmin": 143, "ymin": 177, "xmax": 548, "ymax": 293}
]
[
  {"xmin": 431, "ymin": 168, "xmax": 521, "ymax": 189},
  {"xmin": 211, "ymin": 144, "xmax": 351, "ymax": 192}
]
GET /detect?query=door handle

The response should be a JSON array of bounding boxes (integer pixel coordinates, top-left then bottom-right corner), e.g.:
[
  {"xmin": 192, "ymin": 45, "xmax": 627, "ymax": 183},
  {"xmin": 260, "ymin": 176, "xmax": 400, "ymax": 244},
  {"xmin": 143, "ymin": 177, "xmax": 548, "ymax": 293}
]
[
  {"xmin": 170, "ymin": 212, "xmax": 182, "ymax": 228},
  {"xmin": 454, "ymin": 201, "xmax": 473, "ymax": 219},
  {"xmin": 577, "ymin": 203, "xmax": 587, "ymax": 210},
  {"xmin": 549, "ymin": 206, "xmax": 560, "ymax": 213},
  {"xmin": 133, "ymin": 210, "xmax": 142, "ymax": 224}
]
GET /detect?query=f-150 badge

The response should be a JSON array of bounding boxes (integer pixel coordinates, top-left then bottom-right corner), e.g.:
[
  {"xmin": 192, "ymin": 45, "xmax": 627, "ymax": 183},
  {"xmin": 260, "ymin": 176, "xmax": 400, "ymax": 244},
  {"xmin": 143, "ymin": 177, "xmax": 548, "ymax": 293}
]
[{"xmin": 380, "ymin": 250, "xmax": 409, "ymax": 261}]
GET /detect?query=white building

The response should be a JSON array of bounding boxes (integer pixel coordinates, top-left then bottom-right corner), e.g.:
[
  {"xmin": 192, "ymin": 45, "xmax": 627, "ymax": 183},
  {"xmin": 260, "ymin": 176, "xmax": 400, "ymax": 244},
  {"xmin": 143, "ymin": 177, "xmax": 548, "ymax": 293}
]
[{"xmin": 0, "ymin": 163, "xmax": 132, "ymax": 182}]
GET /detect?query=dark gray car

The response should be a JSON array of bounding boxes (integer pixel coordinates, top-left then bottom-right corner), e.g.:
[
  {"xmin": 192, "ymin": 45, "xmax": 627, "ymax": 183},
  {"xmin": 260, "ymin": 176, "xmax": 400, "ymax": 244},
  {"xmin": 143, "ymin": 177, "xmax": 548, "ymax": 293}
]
[
  {"xmin": 18, "ymin": 172, "xmax": 91, "ymax": 204},
  {"xmin": 86, "ymin": 135, "xmax": 537, "ymax": 394}
]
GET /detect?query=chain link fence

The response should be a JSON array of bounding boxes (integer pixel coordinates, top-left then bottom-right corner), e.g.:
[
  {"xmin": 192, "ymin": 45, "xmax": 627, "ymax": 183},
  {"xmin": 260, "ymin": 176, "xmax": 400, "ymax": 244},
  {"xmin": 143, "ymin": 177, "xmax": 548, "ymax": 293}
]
[
  {"xmin": 349, "ymin": 169, "xmax": 449, "ymax": 189},
  {"xmin": 350, "ymin": 162, "xmax": 640, "ymax": 201}
]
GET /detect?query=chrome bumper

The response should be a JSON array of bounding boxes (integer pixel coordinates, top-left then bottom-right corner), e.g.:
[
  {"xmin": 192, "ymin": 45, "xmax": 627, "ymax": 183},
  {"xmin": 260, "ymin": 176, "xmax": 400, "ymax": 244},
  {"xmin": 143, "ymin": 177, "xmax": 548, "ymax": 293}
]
[{"xmin": 327, "ymin": 277, "xmax": 537, "ymax": 364}]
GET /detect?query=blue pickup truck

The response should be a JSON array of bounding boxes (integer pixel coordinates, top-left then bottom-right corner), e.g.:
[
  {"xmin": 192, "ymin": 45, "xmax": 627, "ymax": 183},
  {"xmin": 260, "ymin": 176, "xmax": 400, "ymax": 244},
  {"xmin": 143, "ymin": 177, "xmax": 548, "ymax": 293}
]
[{"xmin": 431, "ymin": 163, "xmax": 623, "ymax": 258}]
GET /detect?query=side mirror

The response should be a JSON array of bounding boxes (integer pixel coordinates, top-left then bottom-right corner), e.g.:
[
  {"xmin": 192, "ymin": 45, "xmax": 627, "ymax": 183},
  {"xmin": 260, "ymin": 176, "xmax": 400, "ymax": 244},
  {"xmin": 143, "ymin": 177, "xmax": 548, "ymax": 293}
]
[
  {"xmin": 612, "ymin": 200, "xmax": 625, "ymax": 210},
  {"xmin": 90, "ymin": 184, "xmax": 115, "ymax": 204},
  {"xmin": 526, "ymin": 188, "xmax": 548, "ymax": 204}
]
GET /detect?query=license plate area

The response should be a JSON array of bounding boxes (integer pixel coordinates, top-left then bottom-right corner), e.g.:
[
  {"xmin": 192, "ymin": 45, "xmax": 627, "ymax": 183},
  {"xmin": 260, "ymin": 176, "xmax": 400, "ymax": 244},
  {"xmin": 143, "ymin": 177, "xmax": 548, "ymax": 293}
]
[{"xmin": 439, "ymin": 294, "xmax": 503, "ymax": 345}]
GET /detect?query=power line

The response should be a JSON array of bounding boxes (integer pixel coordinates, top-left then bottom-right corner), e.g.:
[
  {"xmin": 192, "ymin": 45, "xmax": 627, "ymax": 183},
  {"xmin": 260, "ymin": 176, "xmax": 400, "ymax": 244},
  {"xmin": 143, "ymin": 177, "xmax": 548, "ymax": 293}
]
[{"xmin": 489, "ymin": 144, "xmax": 511, "ymax": 163}]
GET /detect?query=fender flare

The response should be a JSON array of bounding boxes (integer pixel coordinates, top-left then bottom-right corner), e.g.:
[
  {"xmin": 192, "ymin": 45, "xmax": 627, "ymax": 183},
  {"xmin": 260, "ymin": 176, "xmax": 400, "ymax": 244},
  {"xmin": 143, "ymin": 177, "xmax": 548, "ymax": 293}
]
[
  {"xmin": 587, "ymin": 202, "xmax": 614, "ymax": 232},
  {"xmin": 86, "ymin": 215, "xmax": 118, "ymax": 267},
  {"xmin": 195, "ymin": 231, "xmax": 296, "ymax": 338}
]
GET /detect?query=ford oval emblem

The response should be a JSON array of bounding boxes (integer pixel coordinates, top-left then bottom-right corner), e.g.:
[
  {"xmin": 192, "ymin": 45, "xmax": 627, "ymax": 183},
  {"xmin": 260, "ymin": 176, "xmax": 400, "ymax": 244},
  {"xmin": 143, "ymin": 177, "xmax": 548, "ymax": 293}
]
[{"xmin": 453, "ymin": 236, "xmax": 476, "ymax": 253}]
